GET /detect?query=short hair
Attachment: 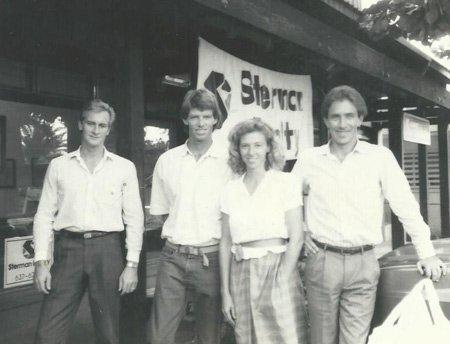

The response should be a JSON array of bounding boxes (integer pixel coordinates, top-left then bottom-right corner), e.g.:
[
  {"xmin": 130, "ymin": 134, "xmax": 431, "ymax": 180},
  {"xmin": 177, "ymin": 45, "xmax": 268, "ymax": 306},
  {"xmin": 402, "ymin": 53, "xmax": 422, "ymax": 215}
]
[
  {"xmin": 321, "ymin": 85, "xmax": 367, "ymax": 119},
  {"xmin": 80, "ymin": 99, "xmax": 116, "ymax": 125},
  {"xmin": 180, "ymin": 89, "xmax": 223, "ymax": 129},
  {"xmin": 228, "ymin": 118, "xmax": 285, "ymax": 175}
]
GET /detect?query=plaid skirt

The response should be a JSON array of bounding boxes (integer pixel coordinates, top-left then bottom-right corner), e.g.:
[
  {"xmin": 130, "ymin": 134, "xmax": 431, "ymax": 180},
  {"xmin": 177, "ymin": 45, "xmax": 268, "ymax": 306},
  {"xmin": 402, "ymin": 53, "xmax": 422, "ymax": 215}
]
[{"xmin": 230, "ymin": 252, "xmax": 308, "ymax": 344}]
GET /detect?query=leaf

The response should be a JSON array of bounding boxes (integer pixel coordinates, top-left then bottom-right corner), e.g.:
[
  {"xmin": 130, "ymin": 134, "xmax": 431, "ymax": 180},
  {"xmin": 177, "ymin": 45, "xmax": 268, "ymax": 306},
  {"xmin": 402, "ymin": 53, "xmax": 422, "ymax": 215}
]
[
  {"xmin": 425, "ymin": 1, "xmax": 440, "ymax": 25},
  {"xmin": 359, "ymin": 0, "xmax": 450, "ymax": 44},
  {"xmin": 442, "ymin": 0, "xmax": 450, "ymax": 14},
  {"xmin": 372, "ymin": 16, "xmax": 391, "ymax": 34},
  {"xmin": 396, "ymin": 14, "xmax": 421, "ymax": 33},
  {"xmin": 363, "ymin": 0, "xmax": 392, "ymax": 15}
]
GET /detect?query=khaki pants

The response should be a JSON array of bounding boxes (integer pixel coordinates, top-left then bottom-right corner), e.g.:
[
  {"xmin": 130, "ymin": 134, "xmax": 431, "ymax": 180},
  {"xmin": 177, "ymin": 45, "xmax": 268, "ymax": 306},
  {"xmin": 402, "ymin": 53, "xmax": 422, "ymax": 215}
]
[{"xmin": 305, "ymin": 248, "xmax": 380, "ymax": 344}]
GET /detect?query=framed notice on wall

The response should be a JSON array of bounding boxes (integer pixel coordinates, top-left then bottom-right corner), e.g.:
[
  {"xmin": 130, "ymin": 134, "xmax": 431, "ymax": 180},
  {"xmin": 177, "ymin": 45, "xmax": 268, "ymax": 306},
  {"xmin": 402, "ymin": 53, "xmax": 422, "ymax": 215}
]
[
  {"xmin": 3, "ymin": 236, "xmax": 35, "ymax": 288},
  {"xmin": 403, "ymin": 113, "xmax": 431, "ymax": 146}
]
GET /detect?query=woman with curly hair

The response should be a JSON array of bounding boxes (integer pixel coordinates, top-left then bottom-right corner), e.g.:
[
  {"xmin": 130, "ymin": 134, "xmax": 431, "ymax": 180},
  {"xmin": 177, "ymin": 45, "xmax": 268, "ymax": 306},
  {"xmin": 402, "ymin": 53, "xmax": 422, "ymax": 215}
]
[{"xmin": 219, "ymin": 118, "xmax": 308, "ymax": 344}]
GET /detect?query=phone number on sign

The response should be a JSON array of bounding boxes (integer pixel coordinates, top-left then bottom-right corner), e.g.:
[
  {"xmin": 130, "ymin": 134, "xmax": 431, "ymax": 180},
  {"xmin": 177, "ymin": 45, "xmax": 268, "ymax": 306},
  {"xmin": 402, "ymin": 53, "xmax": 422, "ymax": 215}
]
[{"xmin": 14, "ymin": 272, "xmax": 34, "ymax": 282}]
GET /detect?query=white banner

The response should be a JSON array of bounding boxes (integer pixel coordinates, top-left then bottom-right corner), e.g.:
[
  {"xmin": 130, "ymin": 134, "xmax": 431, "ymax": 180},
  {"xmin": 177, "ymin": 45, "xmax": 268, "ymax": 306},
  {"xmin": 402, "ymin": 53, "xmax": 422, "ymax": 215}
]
[
  {"xmin": 4, "ymin": 236, "xmax": 35, "ymax": 288},
  {"xmin": 197, "ymin": 38, "xmax": 313, "ymax": 160}
]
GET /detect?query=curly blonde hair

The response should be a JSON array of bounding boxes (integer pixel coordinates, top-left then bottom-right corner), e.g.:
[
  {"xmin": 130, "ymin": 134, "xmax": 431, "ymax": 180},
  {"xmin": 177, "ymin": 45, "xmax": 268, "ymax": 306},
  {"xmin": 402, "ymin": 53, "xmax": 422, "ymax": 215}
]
[{"xmin": 228, "ymin": 118, "xmax": 285, "ymax": 175}]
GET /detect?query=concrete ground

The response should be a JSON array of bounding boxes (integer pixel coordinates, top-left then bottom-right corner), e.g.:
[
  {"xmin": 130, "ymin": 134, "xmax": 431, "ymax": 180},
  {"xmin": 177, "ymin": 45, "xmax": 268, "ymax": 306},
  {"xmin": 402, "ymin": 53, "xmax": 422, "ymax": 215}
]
[{"xmin": 1, "ymin": 293, "xmax": 235, "ymax": 344}]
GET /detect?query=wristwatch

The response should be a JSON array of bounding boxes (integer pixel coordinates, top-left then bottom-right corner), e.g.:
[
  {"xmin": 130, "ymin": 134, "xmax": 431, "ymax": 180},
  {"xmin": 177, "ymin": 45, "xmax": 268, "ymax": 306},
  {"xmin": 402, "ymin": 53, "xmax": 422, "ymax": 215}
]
[
  {"xmin": 126, "ymin": 261, "xmax": 138, "ymax": 268},
  {"xmin": 34, "ymin": 260, "xmax": 49, "ymax": 267}
]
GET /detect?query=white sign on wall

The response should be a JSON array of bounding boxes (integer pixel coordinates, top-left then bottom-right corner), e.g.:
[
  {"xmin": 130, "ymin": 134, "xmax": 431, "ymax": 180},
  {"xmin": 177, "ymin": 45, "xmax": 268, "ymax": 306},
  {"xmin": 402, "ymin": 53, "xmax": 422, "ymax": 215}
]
[
  {"xmin": 4, "ymin": 236, "xmax": 35, "ymax": 288},
  {"xmin": 403, "ymin": 113, "xmax": 431, "ymax": 146},
  {"xmin": 197, "ymin": 38, "xmax": 314, "ymax": 160}
]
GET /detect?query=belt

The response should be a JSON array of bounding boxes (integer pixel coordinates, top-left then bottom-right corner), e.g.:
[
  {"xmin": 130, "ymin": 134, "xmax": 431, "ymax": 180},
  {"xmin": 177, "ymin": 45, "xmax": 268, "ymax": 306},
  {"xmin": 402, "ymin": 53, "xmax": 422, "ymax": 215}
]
[
  {"xmin": 165, "ymin": 241, "xmax": 219, "ymax": 267},
  {"xmin": 59, "ymin": 229, "xmax": 118, "ymax": 240},
  {"xmin": 233, "ymin": 244, "xmax": 287, "ymax": 261},
  {"xmin": 313, "ymin": 239, "xmax": 374, "ymax": 255}
]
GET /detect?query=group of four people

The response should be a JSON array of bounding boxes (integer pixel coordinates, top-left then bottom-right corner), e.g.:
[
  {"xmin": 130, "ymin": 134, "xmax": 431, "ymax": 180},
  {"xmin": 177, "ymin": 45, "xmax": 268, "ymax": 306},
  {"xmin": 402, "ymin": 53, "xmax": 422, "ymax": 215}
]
[{"xmin": 33, "ymin": 86, "xmax": 445, "ymax": 344}]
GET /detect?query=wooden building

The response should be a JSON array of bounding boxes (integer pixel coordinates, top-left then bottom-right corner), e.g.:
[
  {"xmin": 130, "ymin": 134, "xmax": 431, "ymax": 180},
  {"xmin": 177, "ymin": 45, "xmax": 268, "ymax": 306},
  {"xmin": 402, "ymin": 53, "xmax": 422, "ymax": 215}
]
[{"xmin": 0, "ymin": 1, "xmax": 449, "ymax": 343}]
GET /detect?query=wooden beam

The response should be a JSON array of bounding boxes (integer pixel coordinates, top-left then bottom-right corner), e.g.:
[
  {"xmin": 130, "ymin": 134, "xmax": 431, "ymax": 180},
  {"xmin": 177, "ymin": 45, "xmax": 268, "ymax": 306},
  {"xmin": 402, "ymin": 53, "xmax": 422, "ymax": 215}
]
[
  {"xmin": 192, "ymin": 0, "xmax": 450, "ymax": 109},
  {"xmin": 438, "ymin": 116, "xmax": 450, "ymax": 238}
]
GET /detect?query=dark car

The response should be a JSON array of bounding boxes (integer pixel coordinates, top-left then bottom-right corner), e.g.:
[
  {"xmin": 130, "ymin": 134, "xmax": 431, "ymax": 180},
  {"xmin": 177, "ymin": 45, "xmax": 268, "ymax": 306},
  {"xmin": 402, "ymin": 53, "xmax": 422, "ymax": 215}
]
[{"xmin": 373, "ymin": 239, "xmax": 450, "ymax": 327}]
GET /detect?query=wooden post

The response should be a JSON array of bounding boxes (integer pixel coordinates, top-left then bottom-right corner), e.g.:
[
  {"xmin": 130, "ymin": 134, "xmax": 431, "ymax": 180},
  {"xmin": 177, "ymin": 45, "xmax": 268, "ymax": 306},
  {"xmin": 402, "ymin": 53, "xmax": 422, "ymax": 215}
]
[
  {"xmin": 318, "ymin": 115, "xmax": 328, "ymax": 145},
  {"xmin": 388, "ymin": 101, "xmax": 405, "ymax": 249},
  {"xmin": 438, "ymin": 116, "xmax": 450, "ymax": 238},
  {"xmin": 114, "ymin": 8, "xmax": 147, "ymax": 344},
  {"xmin": 316, "ymin": 86, "xmax": 328, "ymax": 145}
]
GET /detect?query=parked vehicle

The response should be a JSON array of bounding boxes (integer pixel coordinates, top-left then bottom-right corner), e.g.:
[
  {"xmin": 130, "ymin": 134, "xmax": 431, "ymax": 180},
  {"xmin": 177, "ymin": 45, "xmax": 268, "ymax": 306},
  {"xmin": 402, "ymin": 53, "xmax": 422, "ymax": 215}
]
[{"xmin": 373, "ymin": 239, "xmax": 450, "ymax": 327}]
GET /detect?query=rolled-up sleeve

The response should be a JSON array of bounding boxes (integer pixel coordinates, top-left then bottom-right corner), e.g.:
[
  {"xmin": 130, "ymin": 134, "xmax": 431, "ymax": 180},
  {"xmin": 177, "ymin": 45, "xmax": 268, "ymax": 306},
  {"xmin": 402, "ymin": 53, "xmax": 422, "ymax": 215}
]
[
  {"xmin": 33, "ymin": 159, "xmax": 59, "ymax": 261},
  {"xmin": 381, "ymin": 148, "xmax": 435, "ymax": 259},
  {"xmin": 122, "ymin": 162, "xmax": 145, "ymax": 263},
  {"xmin": 149, "ymin": 158, "xmax": 170, "ymax": 215}
]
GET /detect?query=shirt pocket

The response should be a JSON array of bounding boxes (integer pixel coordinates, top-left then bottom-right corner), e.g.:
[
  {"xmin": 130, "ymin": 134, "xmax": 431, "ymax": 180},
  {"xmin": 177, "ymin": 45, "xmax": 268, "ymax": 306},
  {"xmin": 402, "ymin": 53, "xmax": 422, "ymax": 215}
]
[{"xmin": 95, "ymin": 180, "xmax": 122, "ymax": 205}]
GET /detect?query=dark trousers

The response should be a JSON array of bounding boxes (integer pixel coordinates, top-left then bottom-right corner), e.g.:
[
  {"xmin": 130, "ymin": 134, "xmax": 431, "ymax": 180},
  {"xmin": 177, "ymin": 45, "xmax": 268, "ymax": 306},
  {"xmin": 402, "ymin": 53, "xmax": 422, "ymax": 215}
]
[
  {"xmin": 35, "ymin": 233, "xmax": 124, "ymax": 344},
  {"xmin": 149, "ymin": 244, "xmax": 222, "ymax": 344}
]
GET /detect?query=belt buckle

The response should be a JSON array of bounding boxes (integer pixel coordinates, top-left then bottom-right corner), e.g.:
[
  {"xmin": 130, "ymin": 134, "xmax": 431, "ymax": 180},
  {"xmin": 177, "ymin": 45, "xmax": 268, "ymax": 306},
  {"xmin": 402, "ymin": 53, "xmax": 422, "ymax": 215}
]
[
  {"xmin": 180, "ymin": 246, "xmax": 190, "ymax": 255},
  {"xmin": 83, "ymin": 232, "xmax": 93, "ymax": 239},
  {"xmin": 189, "ymin": 246, "xmax": 200, "ymax": 255}
]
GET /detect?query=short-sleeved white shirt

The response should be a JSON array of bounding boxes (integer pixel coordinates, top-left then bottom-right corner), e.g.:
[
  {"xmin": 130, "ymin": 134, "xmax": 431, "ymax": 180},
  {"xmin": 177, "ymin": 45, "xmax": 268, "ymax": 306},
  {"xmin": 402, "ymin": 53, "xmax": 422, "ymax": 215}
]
[
  {"xmin": 221, "ymin": 169, "xmax": 302, "ymax": 244},
  {"xmin": 149, "ymin": 140, "xmax": 232, "ymax": 246}
]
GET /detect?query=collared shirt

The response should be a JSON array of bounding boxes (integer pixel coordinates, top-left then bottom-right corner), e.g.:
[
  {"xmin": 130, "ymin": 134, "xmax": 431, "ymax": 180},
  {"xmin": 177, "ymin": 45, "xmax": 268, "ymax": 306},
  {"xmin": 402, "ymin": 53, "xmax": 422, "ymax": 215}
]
[
  {"xmin": 149, "ymin": 140, "xmax": 232, "ymax": 246},
  {"xmin": 292, "ymin": 140, "xmax": 435, "ymax": 259},
  {"xmin": 33, "ymin": 147, "xmax": 144, "ymax": 262},
  {"xmin": 221, "ymin": 169, "xmax": 302, "ymax": 244}
]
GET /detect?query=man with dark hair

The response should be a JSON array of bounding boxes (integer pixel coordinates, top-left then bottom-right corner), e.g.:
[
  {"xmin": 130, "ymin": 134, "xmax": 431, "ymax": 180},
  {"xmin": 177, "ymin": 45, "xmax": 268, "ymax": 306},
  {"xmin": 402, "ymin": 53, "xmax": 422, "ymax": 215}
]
[
  {"xmin": 292, "ymin": 85, "xmax": 446, "ymax": 344},
  {"xmin": 149, "ymin": 88, "xmax": 230, "ymax": 344},
  {"xmin": 33, "ymin": 99, "xmax": 144, "ymax": 344}
]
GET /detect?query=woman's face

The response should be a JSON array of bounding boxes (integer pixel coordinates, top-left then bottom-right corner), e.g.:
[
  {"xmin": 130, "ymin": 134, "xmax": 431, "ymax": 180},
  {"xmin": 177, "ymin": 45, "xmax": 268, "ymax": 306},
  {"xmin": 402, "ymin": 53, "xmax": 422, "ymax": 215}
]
[{"xmin": 239, "ymin": 131, "xmax": 270, "ymax": 171}]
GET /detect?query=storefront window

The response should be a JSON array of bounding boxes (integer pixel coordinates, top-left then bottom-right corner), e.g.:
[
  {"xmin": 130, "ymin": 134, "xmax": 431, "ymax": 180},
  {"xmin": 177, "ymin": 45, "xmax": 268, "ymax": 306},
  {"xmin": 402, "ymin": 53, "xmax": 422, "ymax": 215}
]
[
  {"xmin": 0, "ymin": 100, "xmax": 78, "ymax": 290},
  {"xmin": 143, "ymin": 124, "xmax": 170, "ymax": 232},
  {"xmin": 143, "ymin": 122, "xmax": 174, "ymax": 299},
  {"xmin": 20, "ymin": 113, "xmax": 68, "ymax": 165},
  {"xmin": 377, "ymin": 124, "xmax": 441, "ymax": 257}
]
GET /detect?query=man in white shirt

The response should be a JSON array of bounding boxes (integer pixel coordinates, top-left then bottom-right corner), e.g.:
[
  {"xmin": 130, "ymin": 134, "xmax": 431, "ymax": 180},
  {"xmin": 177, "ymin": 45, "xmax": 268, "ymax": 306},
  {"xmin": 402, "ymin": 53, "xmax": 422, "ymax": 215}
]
[
  {"xmin": 149, "ymin": 89, "xmax": 230, "ymax": 344},
  {"xmin": 292, "ymin": 85, "xmax": 446, "ymax": 344},
  {"xmin": 33, "ymin": 99, "xmax": 144, "ymax": 344}
]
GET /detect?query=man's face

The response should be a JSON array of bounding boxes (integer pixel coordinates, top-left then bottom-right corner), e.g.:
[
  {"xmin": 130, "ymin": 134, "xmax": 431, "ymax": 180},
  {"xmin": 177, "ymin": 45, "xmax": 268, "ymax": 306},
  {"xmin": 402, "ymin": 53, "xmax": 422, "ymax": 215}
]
[
  {"xmin": 324, "ymin": 99, "xmax": 363, "ymax": 147},
  {"xmin": 183, "ymin": 108, "xmax": 217, "ymax": 143},
  {"xmin": 78, "ymin": 110, "xmax": 111, "ymax": 148}
]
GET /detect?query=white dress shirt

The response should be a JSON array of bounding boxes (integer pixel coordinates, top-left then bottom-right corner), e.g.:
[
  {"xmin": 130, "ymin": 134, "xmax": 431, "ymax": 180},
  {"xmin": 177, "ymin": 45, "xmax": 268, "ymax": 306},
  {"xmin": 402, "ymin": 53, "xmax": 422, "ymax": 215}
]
[
  {"xmin": 291, "ymin": 140, "xmax": 435, "ymax": 259},
  {"xmin": 149, "ymin": 140, "xmax": 232, "ymax": 246},
  {"xmin": 33, "ymin": 148, "xmax": 144, "ymax": 262},
  {"xmin": 221, "ymin": 169, "xmax": 302, "ymax": 244}
]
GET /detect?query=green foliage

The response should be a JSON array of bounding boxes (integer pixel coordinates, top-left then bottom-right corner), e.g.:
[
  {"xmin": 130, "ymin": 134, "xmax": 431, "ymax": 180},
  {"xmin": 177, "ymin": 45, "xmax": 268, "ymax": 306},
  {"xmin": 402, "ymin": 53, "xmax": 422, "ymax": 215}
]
[
  {"xmin": 359, "ymin": 0, "xmax": 450, "ymax": 58},
  {"xmin": 20, "ymin": 113, "xmax": 67, "ymax": 164}
]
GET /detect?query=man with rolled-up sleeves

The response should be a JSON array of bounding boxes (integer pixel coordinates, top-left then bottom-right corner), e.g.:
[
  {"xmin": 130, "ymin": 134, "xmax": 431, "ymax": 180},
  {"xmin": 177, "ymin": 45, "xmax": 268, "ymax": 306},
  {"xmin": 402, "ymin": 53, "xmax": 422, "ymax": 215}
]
[
  {"xmin": 33, "ymin": 99, "xmax": 144, "ymax": 344},
  {"xmin": 292, "ymin": 85, "xmax": 446, "ymax": 344}
]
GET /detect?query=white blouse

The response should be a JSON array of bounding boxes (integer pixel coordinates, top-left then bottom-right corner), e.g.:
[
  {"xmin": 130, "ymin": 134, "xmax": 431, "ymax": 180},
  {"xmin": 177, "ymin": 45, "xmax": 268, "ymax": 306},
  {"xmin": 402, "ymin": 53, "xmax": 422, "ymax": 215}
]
[{"xmin": 221, "ymin": 169, "xmax": 302, "ymax": 244}]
